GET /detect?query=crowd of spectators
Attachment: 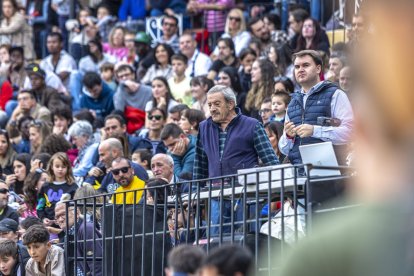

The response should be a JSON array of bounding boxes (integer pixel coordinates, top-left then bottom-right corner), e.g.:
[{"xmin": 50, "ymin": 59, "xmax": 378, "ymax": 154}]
[{"xmin": 0, "ymin": 0, "xmax": 363, "ymax": 274}]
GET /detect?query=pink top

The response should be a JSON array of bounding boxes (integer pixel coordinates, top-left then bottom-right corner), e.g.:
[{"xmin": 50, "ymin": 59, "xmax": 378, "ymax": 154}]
[
  {"xmin": 198, "ymin": 0, "xmax": 234, "ymax": 32},
  {"xmin": 102, "ymin": 43, "xmax": 128, "ymax": 61}
]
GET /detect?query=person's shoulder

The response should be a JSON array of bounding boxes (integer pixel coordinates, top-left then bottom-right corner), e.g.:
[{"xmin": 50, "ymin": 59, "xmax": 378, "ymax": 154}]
[{"xmin": 138, "ymin": 83, "xmax": 152, "ymax": 94}]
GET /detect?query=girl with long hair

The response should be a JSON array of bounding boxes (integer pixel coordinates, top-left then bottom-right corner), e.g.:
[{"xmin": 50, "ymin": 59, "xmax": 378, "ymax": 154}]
[
  {"xmin": 245, "ymin": 59, "xmax": 276, "ymax": 118},
  {"xmin": 37, "ymin": 152, "xmax": 78, "ymax": 229}
]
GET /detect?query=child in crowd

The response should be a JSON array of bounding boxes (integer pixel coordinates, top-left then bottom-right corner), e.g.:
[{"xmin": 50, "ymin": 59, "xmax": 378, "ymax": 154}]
[
  {"xmin": 132, "ymin": 149, "xmax": 154, "ymax": 178},
  {"xmin": 23, "ymin": 225, "xmax": 65, "ymax": 275},
  {"xmin": 168, "ymin": 54, "xmax": 192, "ymax": 107},
  {"xmin": 100, "ymin": 62, "xmax": 117, "ymax": 91},
  {"xmin": 37, "ymin": 153, "xmax": 78, "ymax": 239},
  {"xmin": 269, "ymin": 91, "xmax": 291, "ymax": 123},
  {"xmin": 0, "ymin": 239, "xmax": 30, "ymax": 276}
]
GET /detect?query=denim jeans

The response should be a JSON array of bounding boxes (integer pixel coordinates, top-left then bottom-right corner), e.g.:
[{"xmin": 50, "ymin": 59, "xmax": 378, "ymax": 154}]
[
  {"xmin": 68, "ymin": 70, "xmax": 84, "ymax": 112},
  {"xmin": 209, "ymin": 198, "xmax": 244, "ymax": 236}
]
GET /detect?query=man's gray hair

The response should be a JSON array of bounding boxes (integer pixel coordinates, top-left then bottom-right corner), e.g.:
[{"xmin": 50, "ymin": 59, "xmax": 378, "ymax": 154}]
[
  {"xmin": 207, "ymin": 85, "xmax": 237, "ymax": 104},
  {"xmin": 152, "ymin": 153, "xmax": 174, "ymax": 167},
  {"xmin": 68, "ymin": 120, "xmax": 93, "ymax": 138},
  {"xmin": 100, "ymin": 138, "xmax": 123, "ymax": 154}
]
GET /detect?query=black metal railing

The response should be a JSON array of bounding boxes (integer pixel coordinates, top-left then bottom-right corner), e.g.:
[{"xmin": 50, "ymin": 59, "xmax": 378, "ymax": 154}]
[{"xmin": 63, "ymin": 164, "xmax": 353, "ymax": 276}]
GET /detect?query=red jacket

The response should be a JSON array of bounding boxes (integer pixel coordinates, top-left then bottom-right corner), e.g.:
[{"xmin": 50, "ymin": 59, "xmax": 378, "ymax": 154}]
[{"xmin": 0, "ymin": 79, "xmax": 13, "ymax": 110}]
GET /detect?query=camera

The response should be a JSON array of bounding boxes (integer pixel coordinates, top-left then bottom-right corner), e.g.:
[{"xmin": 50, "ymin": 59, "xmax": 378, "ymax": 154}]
[{"xmin": 316, "ymin": 116, "xmax": 341, "ymax": 127}]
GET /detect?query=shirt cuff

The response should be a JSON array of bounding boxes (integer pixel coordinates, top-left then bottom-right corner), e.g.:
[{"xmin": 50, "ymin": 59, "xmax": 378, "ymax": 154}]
[{"xmin": 312, "ymin": 125, "xmax": 322, "ymax": 138}]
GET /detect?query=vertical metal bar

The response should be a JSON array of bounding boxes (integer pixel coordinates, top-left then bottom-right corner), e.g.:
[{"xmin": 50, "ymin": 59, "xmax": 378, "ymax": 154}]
[
  {"xmin": 64, "ymin": 201, "xmax": 69, "ymax": 275},
  {"xmin": 73, "ymin": 200, "xmax": 78, "ymax": 276},
  {"xmin": 174, "ymin": 183, "xmax": 179, "ymax": 246},
  {"xmin": 131, "ymin": 190, "xmax": 137, "ymax": 275},
  {"xmin": 280, "ymin": 168, "xmax": 285, "ymax": 254},
  {"xmin": 151, "ymin": 187, "xmax": 157, "ymax": 276},
  {"xmin": 306, "ymin": 164, "xmax": 313, "ymax": 234},
  {"xmin": 230, "ymin": 176, "xmax": 235, "ymax": 243},
  {"xmin": 185, "ymin": 181, "xmax": 193, "ymax": 243},
  {"xmin": 195, "ymin": 180, "xmax": 201, "ymax": 246},
  {"xmin": 219, "ymin": 177, "xmax": 224, "ymax": 245},
  {"xmin": 162, "ymin": 184, "xmax": 169, "ymax": 274},
  {"xmin": 102, "ymin": 195, "xmax": 107, "ymax": 276},
  {"xmin": 267, "ymin": 169, "xmax": 272, "ymax": 275},
  {"xmin": 206, "ymin": 179, "xmax": 212, "ymax": 253},
  {"xmin": 120, "ymin": 192, "xmax": 126, "ymax": 276},
  {"xmin": 242, "ymin": 173, "xmax": 247, "ymax": 247},
  {"xmin": 92, "ymin": 197, "xmax": 96, "ymax": 275},
  {"xmin": 293, "ymin": 167, "xmax": 299, "ymax": 243},
  {"xmin": 111, "ymin": 194, "xmax": 116, "ymax": 276},
  {"xmin": 254, "ymin": 170, "xmax": 259, "ymax": 269},
  {"xmin": 83, "ymin": 198, "xmax": 87, "ymax": 275},
  {"xmin": 141, "ymin": 190, "xmax": 147, "ymax": 276}
]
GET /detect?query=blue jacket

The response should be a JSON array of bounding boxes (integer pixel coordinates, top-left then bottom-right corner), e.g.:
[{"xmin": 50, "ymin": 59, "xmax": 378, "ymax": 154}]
[
  {"xmin": 118, "ymin": 0, "xmax": 146, "ymax": 21},
  {"xmin": 287, "ymin": 81, "xmax": 337, "ymax": 164},
  {"xmin": 199, "ymin": 110, "xmax": 258, "ymax": 178},
  {"xmin": 80, "ymin": 82, "xmax": 114, "ymax": 119},
  {"xmin": 171, "ymin": 135, "xmax": 196, "ymax": 178}
]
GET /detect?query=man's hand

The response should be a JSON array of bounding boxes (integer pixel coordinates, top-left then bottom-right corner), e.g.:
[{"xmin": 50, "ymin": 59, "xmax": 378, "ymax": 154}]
[
  {"xmin": 171, "ymin": 138, "xmax": 186, "ymax": 156},
  {"xmin": 284, "ymin": 121, "xmax": 296, "ymax": 138},
  {"xmin": 88, "ymin": 167, "xmax": 104, "ymax": 177},
  {"xmin": 295, "ymin": 124, "xmax": 314, "ymax": 138},
  {"xmin": 123, "ymin": 80, "xmax": 139, "ymax": 92}
]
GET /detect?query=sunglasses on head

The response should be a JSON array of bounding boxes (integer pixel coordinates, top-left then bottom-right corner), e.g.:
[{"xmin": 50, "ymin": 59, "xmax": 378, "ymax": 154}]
[
  {"xmin": 29, "ymin": 120, "xmax": 42, "ymax": 127},
  {"xmin": 111, "ymin": 166, "xmax": 130, "ymax": 176},
  {"xmin": 148, "ymin": 115, "xmax": 163, "ymax": 121},
  {"xmin": 0, "ymin": 188, "xmax": 9, "ymax": 194}
]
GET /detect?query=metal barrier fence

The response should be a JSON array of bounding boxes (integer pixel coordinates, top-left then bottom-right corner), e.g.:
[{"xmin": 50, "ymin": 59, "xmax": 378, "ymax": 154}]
[{"xmin": 63, "ymin": 164, "xmax": 353, "ymax": 276}]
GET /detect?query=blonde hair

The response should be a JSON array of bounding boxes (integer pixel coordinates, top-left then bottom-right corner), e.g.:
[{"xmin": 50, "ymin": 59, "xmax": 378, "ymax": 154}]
[
  {"xmin": 108, "ymin": 26, "xmax": 125, "ymax": 48},
  {"xmin": 225, "ymin": 8, "xmax": 246, "ymax": 36},
  {"xmin": 47, "ymin": 152, "xmax": 75, "ymax": 185}
]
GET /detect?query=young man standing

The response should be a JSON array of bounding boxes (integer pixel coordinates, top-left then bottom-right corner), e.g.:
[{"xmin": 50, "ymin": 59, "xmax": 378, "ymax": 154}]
[{"xmin": 168, "ymin": 54, "xmax": 192, "ymax": 106}]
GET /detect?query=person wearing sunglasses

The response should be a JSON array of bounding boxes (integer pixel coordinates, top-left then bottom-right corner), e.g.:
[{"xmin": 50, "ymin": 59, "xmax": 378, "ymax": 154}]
[
  {"xmin": 137, "ymin": 108, "xmax": 168, "ymax": 155},
  {"xmin": 211, "ymin": 8, "xmax": 251, "ymax": 59},
  {"xmin": 110, "ymin": 157, "xmax": 146, "ymax": 205},
  {"xmin": 0, "ymin": 182, "xmax": 19, "ymax": 224}
]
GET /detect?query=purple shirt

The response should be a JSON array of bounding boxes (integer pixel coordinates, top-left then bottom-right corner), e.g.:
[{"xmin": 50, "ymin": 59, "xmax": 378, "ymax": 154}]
[{"xmin": 198, "ymin": 0, "xmax": 234, "ymax": 32}]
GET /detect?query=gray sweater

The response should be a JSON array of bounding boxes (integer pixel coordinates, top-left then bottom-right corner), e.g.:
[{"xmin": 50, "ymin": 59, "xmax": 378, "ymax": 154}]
[{"xmin": 113, "ymin": 83, "xmax": 152, "ymax": 111}]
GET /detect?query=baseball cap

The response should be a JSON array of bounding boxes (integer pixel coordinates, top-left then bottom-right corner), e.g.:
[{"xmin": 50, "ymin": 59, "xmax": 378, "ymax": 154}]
[
  {"xmin": 0, "ymin": 218, "xmax": 18, "ymax": 233},
  {"xmin": 25, "ymin": 63, "xmax": 46, "ymax": 79},
  {"xmin": 134, "ymin": 32, "xmax": 151, "ymax": 45}
]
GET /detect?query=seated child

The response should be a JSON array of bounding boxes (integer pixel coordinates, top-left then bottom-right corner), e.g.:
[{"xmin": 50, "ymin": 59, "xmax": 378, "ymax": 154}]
[
  {"xmin": 269, "ymin": 91, "xmax": 291, "ymax": 123},
  {"xmin": 23, "ymin": 225, "xmax": 65, "ymax": 276},
  {"xmin": 0, "ymin": 239, "xmax": 30, "ymax": 276},
  {"xmin": 132, "ymin": 148, "xmax": 154, "ymax": 178},
  {"xmin": 100, "ymin": 62, "xmax": 117, "ymax": 91}
]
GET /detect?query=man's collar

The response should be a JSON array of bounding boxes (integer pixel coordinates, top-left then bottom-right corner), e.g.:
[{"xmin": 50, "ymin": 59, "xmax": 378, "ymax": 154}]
[{"xmin": 300, "ymin": 81, "xmax": 324, "ymax": 95}]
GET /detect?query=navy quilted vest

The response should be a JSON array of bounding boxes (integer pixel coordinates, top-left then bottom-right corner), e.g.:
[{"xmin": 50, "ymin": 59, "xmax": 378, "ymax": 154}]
[
  {"xmin": 199, "ymin": 109, "xmax": 258, "ymax": 178},
  {"xmin": 287, "ymin": 81, "xmax": 338, "ymax": 164}
]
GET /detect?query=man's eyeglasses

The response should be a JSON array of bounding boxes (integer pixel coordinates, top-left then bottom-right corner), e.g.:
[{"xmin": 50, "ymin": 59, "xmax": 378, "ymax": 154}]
[
  {"xmin": 111, "ymin": 167, "xmax": 130, "ymax": 176},
  {"xmin": 148, "ymin": 115, "xmax": 163, "ymax": 121},
  {"xmin": 117, "ymin": 72, "xmax": 132, "ymax": 79},
  {"xmin": 229, "ymin": 16, "xmax": 241, "ymax": 22},
  {"xmin": 163, "ymin": 22, "xmax": 177, "ymax": 27},
  {"xmin": 259, "ymin": 109, "xmax": 272, "ymax": 115},
  {"xmin": 0, "ymin": 188, "xmax": 9, "ymax": 194}
]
